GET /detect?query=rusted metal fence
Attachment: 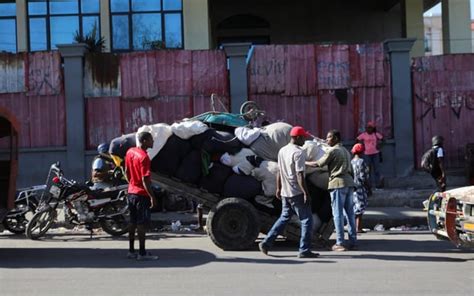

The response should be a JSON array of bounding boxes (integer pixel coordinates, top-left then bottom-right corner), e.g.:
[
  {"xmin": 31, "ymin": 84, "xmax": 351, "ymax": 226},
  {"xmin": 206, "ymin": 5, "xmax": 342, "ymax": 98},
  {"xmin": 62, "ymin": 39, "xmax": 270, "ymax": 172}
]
[
  {"xmin": 85, "ymin": 50, "xmax": 230, "ymax": 148},
  {"xmin": 247, "ymin": 43, "xmax": 392, "ymax": 140},
  {"xmin": 412, "ymin": 54, "xmax": 474, "ymax": 168},
  {"xmin": 0, "ymin": 52, "xmax": 65, "ymax": 148},
  {"xmin": 3, "ymin": 46, "xmax": 471, "ymax": 171}
]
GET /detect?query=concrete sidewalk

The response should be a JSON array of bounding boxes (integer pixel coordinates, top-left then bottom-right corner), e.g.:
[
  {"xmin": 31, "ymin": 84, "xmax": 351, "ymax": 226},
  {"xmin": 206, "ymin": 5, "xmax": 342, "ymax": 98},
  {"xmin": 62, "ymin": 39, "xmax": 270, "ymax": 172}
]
[{"xmin": 150, "ymin": 207, "xmax": 427, "ymax": 231}]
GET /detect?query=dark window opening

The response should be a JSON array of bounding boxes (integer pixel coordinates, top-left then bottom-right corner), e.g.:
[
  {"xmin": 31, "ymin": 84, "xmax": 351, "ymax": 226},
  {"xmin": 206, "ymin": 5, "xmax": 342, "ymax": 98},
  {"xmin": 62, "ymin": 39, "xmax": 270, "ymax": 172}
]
[{"xmin": 217, "ymin": 14, "xmax": 271, "ymax": 47}]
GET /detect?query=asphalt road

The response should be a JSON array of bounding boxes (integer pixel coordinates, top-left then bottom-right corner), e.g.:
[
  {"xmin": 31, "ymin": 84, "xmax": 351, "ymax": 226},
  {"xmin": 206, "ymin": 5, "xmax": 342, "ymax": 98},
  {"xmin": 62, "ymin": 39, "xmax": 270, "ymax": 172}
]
[{"xmin": 0, "ymin": 230, "xmax": 473, "ymax": 296}]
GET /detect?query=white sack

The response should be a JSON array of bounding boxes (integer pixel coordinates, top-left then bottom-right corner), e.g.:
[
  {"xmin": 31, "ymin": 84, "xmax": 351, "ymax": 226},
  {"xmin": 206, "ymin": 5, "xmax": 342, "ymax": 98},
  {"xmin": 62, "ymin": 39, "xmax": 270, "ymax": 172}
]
[
  {"xmin": 136, "ymin": 123, "xmax": 173, "ymax": 160},
  {"xmin": 171, "ymin": 120, "xmax": 208, "ymax": 140},
  {"xmin": 234, "ymin": 126, "xmax": 261, "ymax": 146},
  {"xmin": 302, "ymin": 140, "xmax": 328, "ymax": 174},
  {"xmin": 251, "ymin": 161, "xmax": 279, "ymax": 197},
  {"xmin": 220, "ymin": 148, "xmax": 256, "ymax": 175}
]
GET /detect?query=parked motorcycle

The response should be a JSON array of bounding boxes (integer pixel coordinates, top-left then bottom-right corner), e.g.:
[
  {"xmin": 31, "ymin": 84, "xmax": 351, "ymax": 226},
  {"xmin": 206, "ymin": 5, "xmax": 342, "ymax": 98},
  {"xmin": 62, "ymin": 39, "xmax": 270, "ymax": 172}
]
[
  {"xmin": 2, "ymin": 185, "xmax": 45, "ymax": 234},
  {"xmin": 25, "ymin": 162, "xmax": 129, "ymax": 240}
]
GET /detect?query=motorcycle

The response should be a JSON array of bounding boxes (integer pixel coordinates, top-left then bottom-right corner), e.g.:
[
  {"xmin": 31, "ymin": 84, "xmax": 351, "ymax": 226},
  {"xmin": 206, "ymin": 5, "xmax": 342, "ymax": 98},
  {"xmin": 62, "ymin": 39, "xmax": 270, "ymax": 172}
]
[
  {"xmin": 25, "ymin": 162, "xmax": 130, "ymax": 240},
  {"xmin": 2, "ymin": 185, "xmax": 45, "ymax": 234}
]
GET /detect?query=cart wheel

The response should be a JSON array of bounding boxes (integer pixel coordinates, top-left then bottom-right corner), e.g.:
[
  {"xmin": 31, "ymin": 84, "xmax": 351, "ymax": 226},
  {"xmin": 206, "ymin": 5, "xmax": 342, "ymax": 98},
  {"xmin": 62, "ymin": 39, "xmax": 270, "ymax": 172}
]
[{"xmin": 206, "ymin": 197, "xmax": 260, "ymax": 250}]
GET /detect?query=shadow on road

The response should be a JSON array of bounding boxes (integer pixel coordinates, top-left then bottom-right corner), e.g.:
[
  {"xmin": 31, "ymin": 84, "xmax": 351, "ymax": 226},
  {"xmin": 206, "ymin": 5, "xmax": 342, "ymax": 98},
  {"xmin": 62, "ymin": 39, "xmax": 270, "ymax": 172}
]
[
  {"xmin": 356, "ymin": 236, "xmax": 474, "ymax": 254},
  {"xmin": 322, "ymin": 253, "xmax": 472, "ymax": 262},
  {"xmin": 0, "ymin": 246, "xmax": 335, "ymax": 269}
]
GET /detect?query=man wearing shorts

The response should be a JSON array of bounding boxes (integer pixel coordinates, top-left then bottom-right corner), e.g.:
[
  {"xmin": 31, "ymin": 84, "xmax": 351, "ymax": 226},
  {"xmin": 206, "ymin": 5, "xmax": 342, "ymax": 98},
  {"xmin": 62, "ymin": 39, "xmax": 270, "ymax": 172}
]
[{"xmin": 125, "ymin": 132, "xmax": 158, "ymax": 261}]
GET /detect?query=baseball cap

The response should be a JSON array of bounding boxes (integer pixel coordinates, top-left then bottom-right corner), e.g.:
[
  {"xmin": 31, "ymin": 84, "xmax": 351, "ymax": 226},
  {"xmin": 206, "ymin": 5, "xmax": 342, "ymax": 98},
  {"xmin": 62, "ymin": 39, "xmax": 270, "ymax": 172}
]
[
  {"xmin": 351, "ymin": 143, "xmax": 365, "ymax": 154},
  {"xmin": 290, "ymin": 126, "xmax": 310, "ymax": 138}
]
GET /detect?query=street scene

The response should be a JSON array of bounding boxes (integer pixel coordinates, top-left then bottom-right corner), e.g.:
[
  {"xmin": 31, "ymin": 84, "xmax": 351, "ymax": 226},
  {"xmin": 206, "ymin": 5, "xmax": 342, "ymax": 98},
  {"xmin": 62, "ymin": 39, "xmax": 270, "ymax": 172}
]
[
  {"xmin": 1, "ymin": 0, "xmax": 474, "ymax": 295},
  {"xmin": 1, "ymin": 230, "xmax": 473, "ymax": 296}
]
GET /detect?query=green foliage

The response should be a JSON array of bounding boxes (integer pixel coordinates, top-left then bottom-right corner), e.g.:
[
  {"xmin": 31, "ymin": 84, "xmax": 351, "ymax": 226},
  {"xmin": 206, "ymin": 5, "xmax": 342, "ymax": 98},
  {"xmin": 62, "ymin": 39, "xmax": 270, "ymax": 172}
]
[{"xmin": 73, "ymin": 22, "xmax": 105, "ymax": 53}]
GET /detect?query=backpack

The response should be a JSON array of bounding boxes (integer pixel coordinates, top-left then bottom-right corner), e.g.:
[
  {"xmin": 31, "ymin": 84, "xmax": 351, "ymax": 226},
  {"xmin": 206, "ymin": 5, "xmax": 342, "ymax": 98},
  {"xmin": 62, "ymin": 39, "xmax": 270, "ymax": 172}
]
[{"xmin": 420, "ymin": 147, "xmax": 438, "ymax": 173}]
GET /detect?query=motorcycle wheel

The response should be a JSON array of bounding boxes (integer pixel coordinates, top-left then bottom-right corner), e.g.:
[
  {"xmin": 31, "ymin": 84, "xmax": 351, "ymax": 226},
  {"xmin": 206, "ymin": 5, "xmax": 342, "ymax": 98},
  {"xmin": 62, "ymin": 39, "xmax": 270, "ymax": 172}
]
[
  {"xmin": 2, "ymin": 214, "xmax": 28, "ymax": 234},
  {"xmin": 99, "ymin": 204, "xmax": 129, "ymax": 236},
  {"xmin": 26, "ymin": 207, "xmax": 55, "ymax": 240}
]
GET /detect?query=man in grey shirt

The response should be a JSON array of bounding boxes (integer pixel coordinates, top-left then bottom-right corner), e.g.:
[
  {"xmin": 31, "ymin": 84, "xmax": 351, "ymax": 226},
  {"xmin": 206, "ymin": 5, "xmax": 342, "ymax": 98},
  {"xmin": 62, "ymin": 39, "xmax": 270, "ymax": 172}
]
[
  {"xmin": 259, "ymin": 126, "xmax": 319, "ymax": 258},
  {"xmin": 307, "ymin": 129, "xmax": 356, "ymax": 251}
]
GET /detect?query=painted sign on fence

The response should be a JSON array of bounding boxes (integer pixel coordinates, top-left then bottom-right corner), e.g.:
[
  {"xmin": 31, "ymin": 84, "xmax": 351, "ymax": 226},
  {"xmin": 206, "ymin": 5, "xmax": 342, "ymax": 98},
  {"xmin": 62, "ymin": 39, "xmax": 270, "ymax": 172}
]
[{"xmin": 413, "ymin": 54, "xmax": 474, "ymax": 168}]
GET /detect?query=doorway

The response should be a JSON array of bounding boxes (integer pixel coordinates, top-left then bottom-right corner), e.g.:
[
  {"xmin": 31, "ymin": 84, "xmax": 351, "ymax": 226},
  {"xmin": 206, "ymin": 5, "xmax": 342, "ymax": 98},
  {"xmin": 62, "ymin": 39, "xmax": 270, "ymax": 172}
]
[{"xmin": 0, "ymin": 109, "xmax": 19, "ymax": 220}]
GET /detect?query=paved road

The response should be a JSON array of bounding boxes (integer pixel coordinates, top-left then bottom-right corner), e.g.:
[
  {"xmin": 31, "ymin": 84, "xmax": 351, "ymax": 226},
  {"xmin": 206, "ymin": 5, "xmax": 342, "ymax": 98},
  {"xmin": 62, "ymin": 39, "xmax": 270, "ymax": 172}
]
[{"xmin": 0, "ymin": 230, "xmax": 473, "ymax": 296}]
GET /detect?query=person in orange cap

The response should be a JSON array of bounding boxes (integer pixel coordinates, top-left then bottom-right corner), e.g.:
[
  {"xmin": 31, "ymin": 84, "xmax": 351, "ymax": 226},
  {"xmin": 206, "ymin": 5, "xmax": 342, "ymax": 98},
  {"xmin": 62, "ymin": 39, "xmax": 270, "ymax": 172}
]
[
  {"xmin": 356, "ymin": 121, "xmax": 384, "ymax": 188},
  {"xmin": 351, "ymin": 143, "xmax": 370, "ymax": 233}
]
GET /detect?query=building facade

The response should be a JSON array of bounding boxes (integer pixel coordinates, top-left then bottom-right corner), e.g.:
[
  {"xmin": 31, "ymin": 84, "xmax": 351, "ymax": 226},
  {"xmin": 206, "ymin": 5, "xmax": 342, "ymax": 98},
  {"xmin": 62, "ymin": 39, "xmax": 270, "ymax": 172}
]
[{"xmin": 0, "ymin": 0, "xmax": 472, "ymax": 56}]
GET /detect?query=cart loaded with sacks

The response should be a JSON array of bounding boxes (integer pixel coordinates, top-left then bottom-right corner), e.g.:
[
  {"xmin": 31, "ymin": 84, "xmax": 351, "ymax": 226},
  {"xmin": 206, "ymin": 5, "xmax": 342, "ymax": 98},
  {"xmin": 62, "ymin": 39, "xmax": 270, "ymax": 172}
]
[{"xmin": 108, "ymin": 101, "xmax": 334, "ymax": 250}]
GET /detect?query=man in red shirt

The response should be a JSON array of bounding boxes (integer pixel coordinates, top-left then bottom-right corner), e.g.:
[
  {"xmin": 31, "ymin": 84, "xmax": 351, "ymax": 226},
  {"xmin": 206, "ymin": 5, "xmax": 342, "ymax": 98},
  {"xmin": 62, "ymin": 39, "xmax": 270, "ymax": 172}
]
[{"xmin": 125, "ymin": 132, "xmax": 158, "ymax": 261}]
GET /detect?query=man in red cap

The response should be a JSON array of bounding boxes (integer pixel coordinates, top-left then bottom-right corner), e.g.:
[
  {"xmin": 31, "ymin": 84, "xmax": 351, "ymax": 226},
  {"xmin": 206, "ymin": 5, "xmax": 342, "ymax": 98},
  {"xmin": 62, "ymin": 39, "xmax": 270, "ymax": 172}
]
[
  {"xmin": 259, "ymin": 126, "xmax": 319, "ymax": 258},
  {"xmin": 357, "ymin": 121, "xmax": 384, "ymax": 188}
]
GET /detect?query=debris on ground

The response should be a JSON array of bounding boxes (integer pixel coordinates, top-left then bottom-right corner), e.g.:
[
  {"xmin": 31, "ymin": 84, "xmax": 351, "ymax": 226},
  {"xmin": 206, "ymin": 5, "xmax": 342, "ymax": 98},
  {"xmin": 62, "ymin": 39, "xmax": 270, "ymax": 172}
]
[
  {"xmin": 374, "ymin": 224, "xmax": 385, "ymax": 231},
  {"xmin": 389, "ymin": 225, "xmax": 429, "ymax": 231}
]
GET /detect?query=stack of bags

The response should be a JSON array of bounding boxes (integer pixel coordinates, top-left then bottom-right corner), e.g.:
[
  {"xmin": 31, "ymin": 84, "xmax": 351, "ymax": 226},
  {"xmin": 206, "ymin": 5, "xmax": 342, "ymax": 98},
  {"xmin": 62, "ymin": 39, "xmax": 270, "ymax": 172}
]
[{"xmin": 108, "ymin": 119, "xmax": 331, "ymax": 221}]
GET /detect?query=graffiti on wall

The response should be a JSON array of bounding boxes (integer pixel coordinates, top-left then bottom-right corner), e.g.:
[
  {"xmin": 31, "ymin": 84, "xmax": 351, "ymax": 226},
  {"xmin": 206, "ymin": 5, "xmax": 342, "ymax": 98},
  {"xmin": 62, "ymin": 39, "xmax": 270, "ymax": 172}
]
[
  {"xmin": 416, "ymin": 92, "xmax": 474, "ymax": 119},
  {"xmin": 28, "ymin": 68, "xmax": 60, "ymax": 96},
  {"xmin": 27, "ymin": 52, "xmax": 62, "ymax": 96},
  {"xmin": 249, "ymin": 58, "xmax": 287, "ymax": 77},
  {"xmin": 316, "ymin": 61, "xmax": 350, "ymax": 89}
]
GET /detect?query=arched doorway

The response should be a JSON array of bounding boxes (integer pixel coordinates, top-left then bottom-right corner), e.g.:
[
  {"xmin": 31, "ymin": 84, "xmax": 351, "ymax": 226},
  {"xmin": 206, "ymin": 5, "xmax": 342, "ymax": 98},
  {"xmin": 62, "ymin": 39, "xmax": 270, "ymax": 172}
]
[
  {"xmin": 0, "ymin": 107, "xmax": 19, "ymax": 221},
  {"xmin": 216, "ymin": 14, "xmax": 271, "ymax": 46}
]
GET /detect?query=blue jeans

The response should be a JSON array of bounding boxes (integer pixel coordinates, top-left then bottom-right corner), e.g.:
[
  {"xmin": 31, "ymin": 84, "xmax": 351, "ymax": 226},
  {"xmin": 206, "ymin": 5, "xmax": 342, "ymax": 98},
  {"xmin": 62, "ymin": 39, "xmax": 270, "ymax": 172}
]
[
  {"xmin": 330, "ymin": 187, "xmax": 357, "ymax": 246},
  {"xmin": 261, "ymin": 194, "xmax": 313, "ymax": 254},
  {"xmin": 365, "ymin": 153, "xmax": 381, "ymax": 186}
]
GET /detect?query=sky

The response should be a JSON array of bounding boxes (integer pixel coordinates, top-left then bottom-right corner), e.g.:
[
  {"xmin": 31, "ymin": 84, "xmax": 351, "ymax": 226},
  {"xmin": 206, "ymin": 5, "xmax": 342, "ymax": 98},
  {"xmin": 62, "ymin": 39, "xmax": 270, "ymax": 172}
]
[{"xmin": 424, "ymin": 0, "xmax": 474, "ymax": 19}]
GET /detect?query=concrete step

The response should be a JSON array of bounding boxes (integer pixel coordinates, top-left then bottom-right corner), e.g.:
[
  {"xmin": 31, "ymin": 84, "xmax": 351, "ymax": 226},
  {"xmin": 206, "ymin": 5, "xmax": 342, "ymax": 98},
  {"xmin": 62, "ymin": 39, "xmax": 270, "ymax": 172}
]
[
  {"xmin": 384, "ymin": 171, "xmax": 468, "ymax": 190},
  {"xmin": 368, "ymin": 188, "xmax": 433, "ymax": 208},
  {"xmin": 147, "ymin": 208, "xmax": 428, "ymax": 234},
  {"xmin": 363, "ymin": 207, "xmax": 427, "ymax": 229}
]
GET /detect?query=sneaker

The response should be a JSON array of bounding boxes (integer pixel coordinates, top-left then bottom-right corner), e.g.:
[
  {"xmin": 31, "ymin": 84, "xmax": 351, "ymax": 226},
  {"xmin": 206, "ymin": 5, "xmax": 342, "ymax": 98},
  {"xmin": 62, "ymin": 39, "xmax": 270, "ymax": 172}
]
[
  {"xmin": 258, "ymin": 242, "xmax": 268, "ymax": 255},
  {"xmin": 332, "ymin": 244, "xmax": 347, "ymax": 252},
  {"xmin": 127, "ymin": 251, "xmax": 137, "ymax": 259},
  {"xmin": 136, "ymin": 252, "xmax": 159, "ymax": 261},
  {"xmin": 298, "ymin": 251, "xmax": 320, "ymax": 258}
]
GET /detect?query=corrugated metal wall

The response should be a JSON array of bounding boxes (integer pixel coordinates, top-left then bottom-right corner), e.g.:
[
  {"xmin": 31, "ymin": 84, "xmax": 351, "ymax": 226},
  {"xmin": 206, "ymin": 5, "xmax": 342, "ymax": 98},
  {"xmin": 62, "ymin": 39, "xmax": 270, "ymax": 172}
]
[
  {"xmin": 412, "ymin": 54, "xmax": 474, "ymax": 168},
  {"xmin": 0, "ymin": 52, "xmax": 65, "ymax": 148},
  {"xmin": 248, "ymin": 43, "xmax": 391, "ymax": 140},
  {"xmin": 85, "ymin": 50, "xmax": 230, "ymax": 149}
]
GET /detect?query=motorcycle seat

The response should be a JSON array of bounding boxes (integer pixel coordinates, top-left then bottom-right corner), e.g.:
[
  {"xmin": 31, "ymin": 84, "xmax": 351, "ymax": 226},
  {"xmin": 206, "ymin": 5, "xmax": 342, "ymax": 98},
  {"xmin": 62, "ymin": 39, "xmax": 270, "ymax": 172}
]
[{"xmin": 88, "ymin": 187, "xmax": 125, "ymax": 200}]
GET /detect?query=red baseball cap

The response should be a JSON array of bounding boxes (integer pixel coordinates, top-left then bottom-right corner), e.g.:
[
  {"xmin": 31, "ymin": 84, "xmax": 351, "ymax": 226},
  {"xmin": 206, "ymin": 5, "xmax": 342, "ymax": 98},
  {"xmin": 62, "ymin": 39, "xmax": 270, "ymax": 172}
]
[
  {"xmin": 290, "ymin": 126, "xmax": 310, "ymax": 138},
  {"xmin": 351, "ymin": 143, "xmax": 365, "ymax": 154}
]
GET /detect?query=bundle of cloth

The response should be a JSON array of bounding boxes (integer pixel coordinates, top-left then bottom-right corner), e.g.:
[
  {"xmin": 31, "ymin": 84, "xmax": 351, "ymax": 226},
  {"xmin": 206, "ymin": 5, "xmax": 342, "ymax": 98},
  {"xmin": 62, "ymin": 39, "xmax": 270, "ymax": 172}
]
[{"xmin": 108, "ymin": 119, "xmax": 331, "ymax": 221}]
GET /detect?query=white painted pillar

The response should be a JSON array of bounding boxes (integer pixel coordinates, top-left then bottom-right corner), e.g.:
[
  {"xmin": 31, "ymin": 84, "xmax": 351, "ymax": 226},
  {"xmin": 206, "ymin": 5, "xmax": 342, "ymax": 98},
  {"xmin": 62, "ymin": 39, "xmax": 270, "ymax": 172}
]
[
  {"xmin": 16, "ymin": 0, "xmax": 28, "ymax": 52},
  {"xmin": 442, "ymin": 0, "xmax": 472, "ymax": 53},
  {"xmin": 100, "ymin": 0, "xmax": 111, "ymax": 52},
  {"xmin": 183, "ymin": 0, "xmax": 211, "ymax": 49},
  {"xmin": 404, "ymin": 0, "xmax": 425, "ymax": 57}
]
